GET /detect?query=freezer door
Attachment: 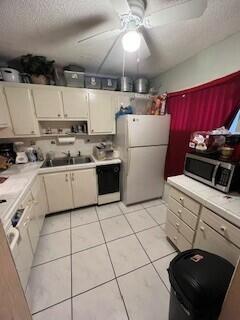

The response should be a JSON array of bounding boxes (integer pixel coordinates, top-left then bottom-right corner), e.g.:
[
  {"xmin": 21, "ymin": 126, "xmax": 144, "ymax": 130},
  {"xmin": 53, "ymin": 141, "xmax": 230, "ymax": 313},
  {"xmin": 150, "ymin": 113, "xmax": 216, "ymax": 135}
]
[
  {"xmin": 124, "ymin": 145, "xmax": 167, "ymax": 205},
  {"xmin": 127, "ymin": 115, "xmax": 170, "ymax": 147}
]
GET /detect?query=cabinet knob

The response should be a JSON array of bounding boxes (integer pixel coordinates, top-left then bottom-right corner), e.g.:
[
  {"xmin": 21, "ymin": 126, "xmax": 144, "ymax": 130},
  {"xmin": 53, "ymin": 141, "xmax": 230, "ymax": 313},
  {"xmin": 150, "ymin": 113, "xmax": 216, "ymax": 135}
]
[
  {"xmin": 65, "ymin": 173, "xmax": 68, "ymax": 182},
  {"xmin": 57, "ymin": 114, "xmax": 61, "ymax": 117},
  {"xmin": 176, "ymin": 223, "xmax": 180, "ymax": 228},
  {"xmin": 91, "ymin": 129, "xmax": 94, "ymax": 132},
  {"xmin": 71, "ymin": 173, "xmax": 74, "ymax": 181},
  {"xmin": 173, "ymin": 236, "xmax": 177, "ymax": 241},
  {"xmin": 200, "ymin": 226, "xmax": 205, "ymax": 232},
  {"xmin": 31, "ymin": 130, "xmax": 35, "ymax": 134},
  {"xmin": 178, "ymin": 209, "xmax": 182, "ymax": 215},
  {"xmin": 179, "ymin": 197, "xmax": 184, "ymax": 202},
  {"xmin": 220, "ymin": 226, "xmax": 226, "ymax": 232},
  {"xmin": 64, "ymin": 114, "xmax": 68, "ymax": 118}
]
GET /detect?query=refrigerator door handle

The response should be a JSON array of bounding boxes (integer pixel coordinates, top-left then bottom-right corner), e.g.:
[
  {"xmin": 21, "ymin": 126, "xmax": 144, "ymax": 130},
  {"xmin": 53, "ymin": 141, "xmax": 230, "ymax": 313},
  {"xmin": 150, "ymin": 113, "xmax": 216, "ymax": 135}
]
[{"xmin": 127, "ymin": 149, "xmax": 131, "ymax": 176}]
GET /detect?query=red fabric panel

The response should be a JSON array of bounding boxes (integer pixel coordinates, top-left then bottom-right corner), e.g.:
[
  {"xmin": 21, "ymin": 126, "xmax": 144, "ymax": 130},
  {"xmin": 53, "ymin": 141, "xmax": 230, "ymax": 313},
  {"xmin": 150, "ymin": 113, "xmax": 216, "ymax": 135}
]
[{"xmin": 165, "ymin": 71, "xmax": 240, "ymax": 178}]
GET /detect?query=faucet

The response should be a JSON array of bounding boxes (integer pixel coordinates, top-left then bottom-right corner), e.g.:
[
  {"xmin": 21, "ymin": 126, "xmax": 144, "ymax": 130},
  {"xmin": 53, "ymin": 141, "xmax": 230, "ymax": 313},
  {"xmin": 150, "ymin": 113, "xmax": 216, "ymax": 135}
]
[{"xmin": 62, "ymin": 151, "xmax": 71, "ymax": 158}]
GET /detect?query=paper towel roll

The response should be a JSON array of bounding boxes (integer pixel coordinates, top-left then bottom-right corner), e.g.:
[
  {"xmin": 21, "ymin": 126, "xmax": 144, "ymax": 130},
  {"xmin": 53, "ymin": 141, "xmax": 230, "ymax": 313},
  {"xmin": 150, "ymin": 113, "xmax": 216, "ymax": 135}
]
[{"xmin": 57, "ymin": 137, "xmax": 76, "ymax": 144}]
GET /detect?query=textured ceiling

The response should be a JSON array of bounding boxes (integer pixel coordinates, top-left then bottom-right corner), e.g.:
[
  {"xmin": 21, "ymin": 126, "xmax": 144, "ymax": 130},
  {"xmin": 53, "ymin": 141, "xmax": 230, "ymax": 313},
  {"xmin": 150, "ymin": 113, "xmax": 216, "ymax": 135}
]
[{"xmin": 0, "ymin": 0, "xmax": 240, "ymax": 78}]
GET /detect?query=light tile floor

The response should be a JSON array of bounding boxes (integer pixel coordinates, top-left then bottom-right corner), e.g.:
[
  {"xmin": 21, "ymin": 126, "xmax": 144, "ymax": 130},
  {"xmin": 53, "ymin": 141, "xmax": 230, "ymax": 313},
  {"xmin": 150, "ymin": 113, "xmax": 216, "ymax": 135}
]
[{"xmin": 28, "ymin": 200, "xmax": 177, "ymax": 320}]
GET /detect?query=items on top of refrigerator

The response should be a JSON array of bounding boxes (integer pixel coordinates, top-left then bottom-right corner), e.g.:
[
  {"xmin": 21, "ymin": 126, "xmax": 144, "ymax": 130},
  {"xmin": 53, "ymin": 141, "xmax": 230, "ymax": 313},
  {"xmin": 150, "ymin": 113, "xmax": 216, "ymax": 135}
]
[{"xmin": 147, "ymin": 93, "xmax": 167, "ymax": 115}]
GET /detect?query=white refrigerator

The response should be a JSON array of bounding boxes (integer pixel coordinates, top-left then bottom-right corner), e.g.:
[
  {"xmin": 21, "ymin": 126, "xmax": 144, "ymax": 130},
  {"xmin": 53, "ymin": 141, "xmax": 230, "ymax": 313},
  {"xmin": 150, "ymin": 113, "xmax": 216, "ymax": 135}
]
[{"xmin": 115, "ymin": 114, "xmax": 171, "ymax": 205}]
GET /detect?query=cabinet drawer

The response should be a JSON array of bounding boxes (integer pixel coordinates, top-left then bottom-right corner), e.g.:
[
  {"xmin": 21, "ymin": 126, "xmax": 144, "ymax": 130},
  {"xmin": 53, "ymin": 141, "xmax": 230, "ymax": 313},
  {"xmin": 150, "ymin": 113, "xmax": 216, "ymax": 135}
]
[
  {"xmin": 194, "ymin": 220, "xmax": 240, "ymax": 265},
  {"xmin": 169, "ymin": 187, "xmax": 200, "ymax": 215},
  {"xmin": 166, "ymin": 222, "xmax": 192, "ymax": 252},
  {"xmin": 168, "ymin": 196, "xmax": 198, "ymax": 230},
  {"xmin": 167, "ymin": 209, "xmax": 195, "ymax": 243},
  {"xmin": 201, "ymin": 207, "xmax": 240, "ymax": 248}
]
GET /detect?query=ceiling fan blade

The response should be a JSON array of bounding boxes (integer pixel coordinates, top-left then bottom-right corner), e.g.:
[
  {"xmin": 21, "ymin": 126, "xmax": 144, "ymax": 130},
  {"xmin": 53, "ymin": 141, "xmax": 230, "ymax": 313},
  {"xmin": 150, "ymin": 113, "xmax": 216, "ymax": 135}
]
[
  {"xmin": 97, "ymin": 33, "xmax": 123, "ymax": 73},
  {"xmin": 110, "ymin": 0, "xmax": 131, "ymax": 15},
  {"xmin": 138, "ymin": 32, "xmax": 151, "ymax": 60},
  {"xmin": 145, "ymin": 0, "xmax": 208, "ymax": 29},
  {"xmin": 78, "ymin": 28, "xmax": 121, "ymax": 44}
]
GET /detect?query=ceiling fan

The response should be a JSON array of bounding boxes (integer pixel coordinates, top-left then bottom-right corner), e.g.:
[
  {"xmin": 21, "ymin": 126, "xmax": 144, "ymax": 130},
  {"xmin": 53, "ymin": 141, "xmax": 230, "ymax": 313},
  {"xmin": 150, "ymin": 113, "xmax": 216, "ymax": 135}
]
[{"xmin": 78, "ymin": 0, "xmax": 208, "ymax": 71}]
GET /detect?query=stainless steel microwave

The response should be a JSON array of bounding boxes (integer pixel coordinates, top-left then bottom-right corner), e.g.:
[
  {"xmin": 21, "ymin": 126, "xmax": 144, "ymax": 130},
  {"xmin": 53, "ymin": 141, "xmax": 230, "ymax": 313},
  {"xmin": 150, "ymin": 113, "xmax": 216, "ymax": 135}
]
[{"xmin": 184, "ymin": 153, "xmax": 240, "ymax": 193}]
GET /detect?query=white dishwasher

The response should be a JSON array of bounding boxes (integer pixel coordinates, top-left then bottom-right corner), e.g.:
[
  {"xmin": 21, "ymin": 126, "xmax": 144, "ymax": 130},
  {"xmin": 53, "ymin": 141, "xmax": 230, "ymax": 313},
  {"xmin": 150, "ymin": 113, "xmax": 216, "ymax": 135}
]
[{"xmin": 7, "ymin": 193, "xmax": 34, "ymax": 292}]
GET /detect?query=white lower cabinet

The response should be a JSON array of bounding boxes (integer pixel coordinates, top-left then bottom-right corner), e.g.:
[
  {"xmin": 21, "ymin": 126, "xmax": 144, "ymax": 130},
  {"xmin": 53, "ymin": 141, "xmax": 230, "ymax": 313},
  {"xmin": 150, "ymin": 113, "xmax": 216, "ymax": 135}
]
[
  {"xmin": 43, "ymin": 168, "xmax": 97, "ymax": 214},
  {"xmin": 194, "ymin": 220, "xmax": 240, "ymax": 265},
  {"xmin": 71, "ymin": 169, "xmax": 97, "ymax": 208},
  {"xmin": 44, "ymin": 172, "xmax": 73, "ymax": 213}
]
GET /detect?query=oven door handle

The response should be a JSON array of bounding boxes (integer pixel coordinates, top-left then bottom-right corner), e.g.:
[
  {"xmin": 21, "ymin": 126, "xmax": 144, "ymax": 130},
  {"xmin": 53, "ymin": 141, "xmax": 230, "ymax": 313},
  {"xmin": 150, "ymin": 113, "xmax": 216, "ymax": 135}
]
[{"xmin": 212, "ymin": 163, "xmax": 220, "ymax": 185}]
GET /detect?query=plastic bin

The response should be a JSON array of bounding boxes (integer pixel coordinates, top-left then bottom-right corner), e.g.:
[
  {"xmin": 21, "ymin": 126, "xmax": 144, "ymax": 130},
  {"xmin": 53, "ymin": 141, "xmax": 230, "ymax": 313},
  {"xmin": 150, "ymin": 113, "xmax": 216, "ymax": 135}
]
[
  {"xmin": 101, "ymin": 77, "xmax": 118, "ymax": 91},
  {"xmin": 168, "ymin": 249, "xmax": 234, "ymax": 320},
  {"xmin": 64, "ymin": 71, "xmax": 84, "ymax": 88},
  {"xmin": 85, "ymin": 74, "xmax": 101, "ymax": 89}
]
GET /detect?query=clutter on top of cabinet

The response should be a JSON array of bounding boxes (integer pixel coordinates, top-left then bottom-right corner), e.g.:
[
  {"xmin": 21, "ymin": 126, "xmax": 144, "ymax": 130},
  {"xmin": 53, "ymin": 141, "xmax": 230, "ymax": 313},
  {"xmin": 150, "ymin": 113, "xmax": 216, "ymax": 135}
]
[
  {"xmin": 20, "ymin": 54, "xmax": 55, "ymax": 85},
  {"xmin": 0, "ymin": 68, "xmax": 21, "ymax": 83},
  {"xmin": 147, "ymin": 93, "xmax": 167, "ymax": 115},
  {"xmin": 120, "ymin": 76, "xmax": 133, "ymax": 92},
  {"xmin": 134, "ymin": 78, "xmax": 149, "ymax": 94}
]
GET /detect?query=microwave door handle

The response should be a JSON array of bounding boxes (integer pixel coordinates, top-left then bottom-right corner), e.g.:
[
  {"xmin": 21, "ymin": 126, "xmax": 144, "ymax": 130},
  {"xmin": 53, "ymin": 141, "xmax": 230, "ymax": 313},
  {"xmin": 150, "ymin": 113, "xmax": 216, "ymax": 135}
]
[{"xmin": 212, "ymin": 163, "xmax": 220, "ymax": 185}]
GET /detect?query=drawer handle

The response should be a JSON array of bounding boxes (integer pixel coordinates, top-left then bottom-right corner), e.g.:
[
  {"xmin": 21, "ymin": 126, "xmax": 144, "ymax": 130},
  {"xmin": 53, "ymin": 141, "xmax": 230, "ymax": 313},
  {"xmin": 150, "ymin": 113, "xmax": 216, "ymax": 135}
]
[
  {"xmin": 200, "ymin": 226, "xmax": 205, "ymax": 232},
  {"xmin": 179, "ymin": 197, "xmax": 184, "ymax": 202},
  {"xmin": 220, "ymin": 226, "xmax": 226, "ymax": 232}
]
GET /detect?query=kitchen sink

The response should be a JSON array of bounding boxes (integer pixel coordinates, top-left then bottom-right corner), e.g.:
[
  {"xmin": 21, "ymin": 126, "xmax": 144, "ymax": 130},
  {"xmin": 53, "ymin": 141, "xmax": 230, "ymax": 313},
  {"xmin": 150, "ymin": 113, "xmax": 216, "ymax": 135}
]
[{"xmin": 41, "ymin": 156, "xmax": 93, "ymax": 168}]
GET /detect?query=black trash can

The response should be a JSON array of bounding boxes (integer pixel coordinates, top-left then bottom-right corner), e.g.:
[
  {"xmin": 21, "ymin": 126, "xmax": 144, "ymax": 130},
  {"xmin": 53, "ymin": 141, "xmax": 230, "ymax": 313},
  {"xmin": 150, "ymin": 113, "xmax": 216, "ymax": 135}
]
[{"xmin": 168, "ymin": 249, "xmax": 234, "ymax": 320}]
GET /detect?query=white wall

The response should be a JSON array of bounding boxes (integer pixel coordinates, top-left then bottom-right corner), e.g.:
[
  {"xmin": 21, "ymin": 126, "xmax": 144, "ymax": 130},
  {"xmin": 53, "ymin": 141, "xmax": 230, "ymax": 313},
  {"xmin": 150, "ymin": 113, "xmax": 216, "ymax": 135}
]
[{"xmin": 152, "ymin": 31, "xmax": 240, "ymax": 93}]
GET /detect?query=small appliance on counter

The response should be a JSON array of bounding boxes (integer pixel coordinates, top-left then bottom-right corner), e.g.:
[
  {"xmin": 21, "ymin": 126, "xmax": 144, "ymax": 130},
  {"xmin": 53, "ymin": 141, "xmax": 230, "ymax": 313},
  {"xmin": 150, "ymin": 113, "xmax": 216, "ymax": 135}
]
[
  {"xmin": 93, "ymin": 142, "xmax": 115, "ymax": 160},
  {"xmin": 14, "ymin": 142, "xmax": 28, "ymax": 164},
  {"xmin": 0, "ymin": 143, "xmax": 16, "ymax": 168},
  {"xmin": 184, "ymin": 153, "xmax": 240, "ymax": 193}
]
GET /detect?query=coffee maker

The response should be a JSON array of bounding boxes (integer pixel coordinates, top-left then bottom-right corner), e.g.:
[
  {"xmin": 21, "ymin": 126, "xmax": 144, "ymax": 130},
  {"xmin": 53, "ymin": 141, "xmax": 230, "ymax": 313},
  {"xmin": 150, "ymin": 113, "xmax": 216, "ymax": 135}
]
[{"xmin": 0, "ymin": 143, "xmax": 16, "ymax": 164}]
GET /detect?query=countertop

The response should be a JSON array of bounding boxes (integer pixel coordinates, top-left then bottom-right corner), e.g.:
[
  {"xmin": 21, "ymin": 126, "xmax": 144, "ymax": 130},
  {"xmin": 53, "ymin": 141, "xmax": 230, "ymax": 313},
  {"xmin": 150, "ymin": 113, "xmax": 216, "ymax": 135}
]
[
  {"xmin": 0, "ymin": 156, "xmax": 121, "ymax": 230},
  {"xmin": 167, "ymin": 175, "xmax": 240, "ymax": 228}
]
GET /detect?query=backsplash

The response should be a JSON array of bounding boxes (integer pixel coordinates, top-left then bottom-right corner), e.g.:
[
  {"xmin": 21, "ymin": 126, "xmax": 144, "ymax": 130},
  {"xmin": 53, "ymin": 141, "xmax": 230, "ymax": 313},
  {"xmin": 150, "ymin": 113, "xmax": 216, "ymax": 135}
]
[{"xmin": 0, "ymin": 135, "xmax": 112, "ymax": 158}]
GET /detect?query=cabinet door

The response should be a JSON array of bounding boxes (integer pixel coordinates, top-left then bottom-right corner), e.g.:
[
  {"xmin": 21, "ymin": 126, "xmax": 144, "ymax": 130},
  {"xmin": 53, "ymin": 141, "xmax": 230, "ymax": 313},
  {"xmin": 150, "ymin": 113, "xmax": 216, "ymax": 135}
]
[
  {"xmin": 32, "ymin": 87, "xmax": 64, "ymax": 119},
  {"xmin": 194, "ymin": 220, "xmax": 240, "ymax": 265},
  {"xmin": 62, "ymin": 88, "xmax": 88, "ymax": 119},
  {"xmin": 31, "ymin": 176, "xmax": 48, "ymax": 234},
  {"xmin": 71, "ymin": 169, "xmax": 97, "ymax": 208},
  {"xmin": 88, "ymin": 92, "xmax": 115, "ymax": 134},
  {"xmin": 4, "ymin": 87, "xmax": 39, "ymax": 136},
  {"xmin": 0, "ymin": 88, "xmax": 12, "ymax": 128},
  {"xmin": 44, "ymin": 172, "xmax": 73, "ymax": 213}
]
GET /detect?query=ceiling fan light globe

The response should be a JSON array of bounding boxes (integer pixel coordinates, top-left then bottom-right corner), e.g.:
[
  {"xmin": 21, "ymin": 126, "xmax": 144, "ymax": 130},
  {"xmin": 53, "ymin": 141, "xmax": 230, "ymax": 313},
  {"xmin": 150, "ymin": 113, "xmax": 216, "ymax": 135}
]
[{"xmin": 122, "ymin": 31, "xmax": 141, "ymax": 52}]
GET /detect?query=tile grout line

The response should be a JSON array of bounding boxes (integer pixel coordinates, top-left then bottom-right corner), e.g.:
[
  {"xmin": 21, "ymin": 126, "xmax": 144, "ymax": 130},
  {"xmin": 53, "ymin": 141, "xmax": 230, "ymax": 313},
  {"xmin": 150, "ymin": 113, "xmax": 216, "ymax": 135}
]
[
  {"xmin": 122, "ymin": 208, "xmax": 173, "ymax": 293},
  {"xmin": 96, "ymin": 206, "xmax": 130, "ymax": 320},
  {"xmin": 31, "ymin": 297, "xmax": 72, "ymax": 316},
  {"xmin": 32, "ymin": 222, "xmax": 169, "ymax": 269},
  {"xmin": 32, "ymin": 203, "xmax": 172, "ymax": 316}
]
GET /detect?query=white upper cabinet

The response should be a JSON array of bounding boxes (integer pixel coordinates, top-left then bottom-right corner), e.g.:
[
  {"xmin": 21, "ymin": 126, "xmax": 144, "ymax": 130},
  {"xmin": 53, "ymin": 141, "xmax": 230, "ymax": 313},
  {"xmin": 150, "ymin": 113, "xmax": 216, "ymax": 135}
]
[
  {"xmin": 62, "ymin": 88, "xmax": 88, "ymax": 119},
  {"xmin": 32, "ymin": 87, "xmax": 64, "ymax": 119},
  {"xmin": 88, "ymin": 92, "xmax": 115, "ymax": 134},
  {"xmin": 4, "ymin": 87, "xmax": 39, "ymax": 136},
  {"xmin": 0, "ymin": 88, "xmax": 12, "ymax": 128}
]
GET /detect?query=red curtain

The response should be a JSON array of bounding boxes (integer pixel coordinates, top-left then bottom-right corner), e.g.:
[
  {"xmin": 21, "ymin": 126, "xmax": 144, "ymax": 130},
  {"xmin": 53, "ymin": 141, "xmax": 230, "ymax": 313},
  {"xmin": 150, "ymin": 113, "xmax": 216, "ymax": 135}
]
[{"xmin": 165, "ymin": 70, "xmax": 240, "ymax": 178}]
